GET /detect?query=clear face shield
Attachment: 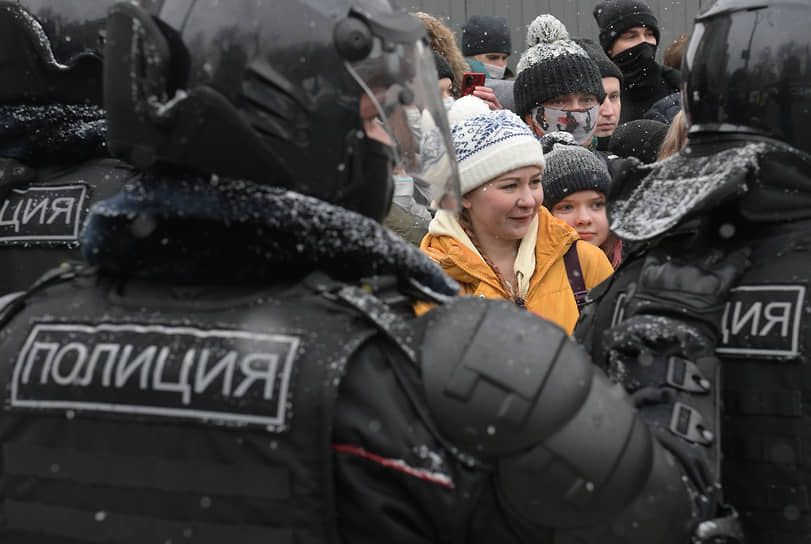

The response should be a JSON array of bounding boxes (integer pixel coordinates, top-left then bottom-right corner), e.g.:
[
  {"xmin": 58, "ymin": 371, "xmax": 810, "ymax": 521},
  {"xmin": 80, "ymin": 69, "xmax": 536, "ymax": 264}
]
[{"xmin": 345, "ymin": 26, "xmax": 461, "ymax": 211}]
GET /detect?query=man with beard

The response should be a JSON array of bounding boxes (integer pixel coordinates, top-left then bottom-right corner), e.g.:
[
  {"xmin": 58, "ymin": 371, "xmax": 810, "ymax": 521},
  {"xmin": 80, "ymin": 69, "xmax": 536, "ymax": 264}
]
[{"xmin": 593, "ymin": 0, "xmax": 680, "ymax": 124}]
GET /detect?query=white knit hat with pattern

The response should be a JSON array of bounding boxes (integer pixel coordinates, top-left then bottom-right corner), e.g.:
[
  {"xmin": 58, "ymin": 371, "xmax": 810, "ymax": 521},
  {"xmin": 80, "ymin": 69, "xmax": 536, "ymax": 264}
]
[{"xmin": 448, "ymin": 96, "xmax": 545, "ymax": 194}]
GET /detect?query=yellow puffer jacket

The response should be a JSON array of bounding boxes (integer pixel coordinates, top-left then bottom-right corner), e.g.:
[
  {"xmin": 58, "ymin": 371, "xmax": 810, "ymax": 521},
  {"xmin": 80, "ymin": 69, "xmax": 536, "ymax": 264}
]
[{"xmin": 417, "ymin": 207, "xmax": 614, "ymax": 335}]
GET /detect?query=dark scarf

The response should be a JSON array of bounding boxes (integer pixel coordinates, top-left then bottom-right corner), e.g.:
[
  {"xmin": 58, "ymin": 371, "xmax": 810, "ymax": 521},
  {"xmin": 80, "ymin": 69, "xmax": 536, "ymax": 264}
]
[
  {"xmin": 0, "ymin": 104, "xmax": 108, "ymax": 166},
  {"xmin": 608, "ymin": 138, "xmax": 811, "ymax": 242},
  {"xmin": 612, "ymin": 42, "xmax": 661, "ymax": 93},
  {"xmin": 612, "ymin": 42, "xmax": 678, "ymax": 124},
  {"xmin": 81, "ymin": 172, "xmax": 459, "ymax": 297}
]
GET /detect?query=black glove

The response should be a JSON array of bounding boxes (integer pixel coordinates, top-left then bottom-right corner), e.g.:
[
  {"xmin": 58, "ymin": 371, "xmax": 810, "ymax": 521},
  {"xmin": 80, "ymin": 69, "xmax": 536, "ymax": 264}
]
[{"xmin": 623, "ymin": 248, "xmax": 750, "ymax": 339}]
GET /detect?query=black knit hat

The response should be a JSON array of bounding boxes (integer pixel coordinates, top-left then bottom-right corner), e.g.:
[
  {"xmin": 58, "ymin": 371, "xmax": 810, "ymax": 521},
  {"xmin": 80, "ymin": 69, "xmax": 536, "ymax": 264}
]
[
  {"xmin": 573, "ymin": 37, "xmax": 623, "ymax": 85},
  {"xmin": 462, "ymin": 15, "xmax": 511, "ymax": 56},
  {"xmin": 540, "ymin": 132, "xmax": 612, "ymax": 208},
  {"xmin": 514, "ymin": 14, "xmax": 606, "ymax": 118},
  {"xmin": 607, "ymin": 119, "xmax": 668, "ymax": 163},
  {"xmin": 593, "ymin": 0, "xmax": 660, "ymax": 54},
  {"xmin": 432, "ymin": 51, "xmax": 454, "ymax": 83}
]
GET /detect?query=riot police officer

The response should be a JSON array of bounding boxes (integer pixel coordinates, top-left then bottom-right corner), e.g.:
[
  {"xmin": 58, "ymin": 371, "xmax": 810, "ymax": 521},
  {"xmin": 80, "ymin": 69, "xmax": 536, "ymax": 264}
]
[
  {"xmin": 576, "ymin": 0, "xmax": 811, "ymax": 542},
  {"xmin": 0, "ymin": 0, "xmax": 136, "ymax": 303},
  {"xmin": 0, "ymin": 0, "xmax": 741, "ymax": 542}
]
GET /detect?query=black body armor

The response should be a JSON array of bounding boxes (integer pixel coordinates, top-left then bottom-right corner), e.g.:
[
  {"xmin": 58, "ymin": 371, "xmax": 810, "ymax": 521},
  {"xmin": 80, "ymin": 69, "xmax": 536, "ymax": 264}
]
[
  {"xmin": 0, "ymin": 269, "xmax": 379, "ymax": 543},
  {"xmin": 0, "ymin": 158, "xmax": 133, "ymax": 300}
]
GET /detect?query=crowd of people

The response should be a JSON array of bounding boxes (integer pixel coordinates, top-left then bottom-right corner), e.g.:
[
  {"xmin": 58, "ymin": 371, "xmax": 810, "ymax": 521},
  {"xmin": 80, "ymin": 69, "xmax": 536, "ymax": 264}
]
[{"xmin": 0, "ymin": 0, "xmax": 809, "ymax": 543}]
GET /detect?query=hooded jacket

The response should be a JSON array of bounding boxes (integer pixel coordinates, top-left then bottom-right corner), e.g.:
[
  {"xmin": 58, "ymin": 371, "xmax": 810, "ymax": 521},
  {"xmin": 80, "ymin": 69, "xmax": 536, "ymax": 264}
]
[{"xmin": 418, "ymin": 206, "xmax": 614, "ymax": 334}]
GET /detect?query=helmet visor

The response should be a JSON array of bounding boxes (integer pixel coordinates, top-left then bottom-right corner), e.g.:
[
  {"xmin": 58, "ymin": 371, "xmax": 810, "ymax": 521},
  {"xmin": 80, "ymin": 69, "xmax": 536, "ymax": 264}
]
[
  {"xmin": 346, "ymin": 36, "xmax": 461, "ymax": 211},
  {"xmin": 684, "ymin": 1, "xmax": 811, "ymax": 149}
]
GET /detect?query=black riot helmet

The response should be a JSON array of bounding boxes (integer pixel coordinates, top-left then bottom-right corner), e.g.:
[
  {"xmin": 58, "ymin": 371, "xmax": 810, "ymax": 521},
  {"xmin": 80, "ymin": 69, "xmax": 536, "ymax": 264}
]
[
  {"xmin": 0, "ymin": 0, "xmax": 123, "ymax": 105},
  {"xmin": 683, "ymin": 0, "xmax": 811, "ymax": 155},
  {"xmin": 102, "ymin": 0, "xmax": 461, "ymax": 222}
]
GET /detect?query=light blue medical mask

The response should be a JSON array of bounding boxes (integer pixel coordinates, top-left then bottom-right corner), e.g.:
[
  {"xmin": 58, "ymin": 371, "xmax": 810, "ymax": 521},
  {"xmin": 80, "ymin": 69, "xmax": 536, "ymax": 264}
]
[{"xmin": 392, "ymin": 175, "xmax": 414, "ymax": 207}]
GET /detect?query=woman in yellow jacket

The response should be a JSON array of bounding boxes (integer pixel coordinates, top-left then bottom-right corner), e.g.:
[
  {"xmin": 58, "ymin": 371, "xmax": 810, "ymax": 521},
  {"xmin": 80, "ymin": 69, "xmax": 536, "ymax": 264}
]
[{"xmin": 417, "ymin": 97, "xmax": 613, "ymax": 334}]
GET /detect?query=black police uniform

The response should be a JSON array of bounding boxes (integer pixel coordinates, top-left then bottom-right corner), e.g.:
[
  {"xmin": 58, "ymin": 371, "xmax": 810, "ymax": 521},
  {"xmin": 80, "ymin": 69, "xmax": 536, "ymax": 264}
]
[
  {"xmin": 0, "ymin": 103, "xmax": 133, "ymax": 300},
  {"xmin": 576, "ymin": 138, "xmax": 811, "ymax": 543},
  {"xmin": 0, "ymin": 156, "xmax": 134, "ymax": 300},
  {"xmin": 0, "ymin": 172, "xmax": 713, "ymax": 544}
]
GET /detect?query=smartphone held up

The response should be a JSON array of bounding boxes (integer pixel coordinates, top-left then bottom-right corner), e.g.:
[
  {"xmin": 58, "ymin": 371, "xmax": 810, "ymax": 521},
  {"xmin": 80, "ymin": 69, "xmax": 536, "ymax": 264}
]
[{"xmin": 460, "ymin": 72, "xmax": 486, "ymax": 97}]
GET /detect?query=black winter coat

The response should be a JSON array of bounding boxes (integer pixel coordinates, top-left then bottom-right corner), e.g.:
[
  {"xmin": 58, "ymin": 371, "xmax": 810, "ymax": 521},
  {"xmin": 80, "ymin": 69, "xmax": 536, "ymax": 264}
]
[{"xmin": 619, "ymin": 64, "xmax": 680, "ymax": 124}]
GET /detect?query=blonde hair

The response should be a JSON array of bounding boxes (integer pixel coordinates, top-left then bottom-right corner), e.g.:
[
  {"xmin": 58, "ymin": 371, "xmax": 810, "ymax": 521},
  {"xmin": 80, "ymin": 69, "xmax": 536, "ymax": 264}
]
[{"xmin": 657, "ymin": 110, "xmax": 688, "ymax": 161}]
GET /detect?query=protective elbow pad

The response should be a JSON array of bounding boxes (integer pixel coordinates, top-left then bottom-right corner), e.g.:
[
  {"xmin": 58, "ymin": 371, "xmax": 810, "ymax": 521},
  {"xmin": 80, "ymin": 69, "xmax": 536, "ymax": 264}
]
[
  {"xmin": 420, "ymin": 297, "xmax": 666, "ymax": 528},
  {"xmin": 555, "ymin": 443, "xmax": 697, "ymax": 544}
]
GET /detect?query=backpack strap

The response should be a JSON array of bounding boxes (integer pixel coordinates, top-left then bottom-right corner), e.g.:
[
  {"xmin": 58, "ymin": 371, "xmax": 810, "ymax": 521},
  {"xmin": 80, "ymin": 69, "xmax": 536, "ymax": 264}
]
[{"xmin": 563, "ymin": 241, "xmax": 587, "ymax": 312}]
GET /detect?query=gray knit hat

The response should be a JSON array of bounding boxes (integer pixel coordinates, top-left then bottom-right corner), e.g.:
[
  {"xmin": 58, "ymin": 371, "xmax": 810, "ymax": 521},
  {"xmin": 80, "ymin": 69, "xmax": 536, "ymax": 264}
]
[
  {"xmin": 540, "ymin": 132, "xmax": 612, "ymax": 208},
  {"xmin": 514, "ymin": 14, "xmax": 605, "ymax": 118},
  {"xmin": 462, "ymin": 15, "xmax": 512, "ymax": 56}
]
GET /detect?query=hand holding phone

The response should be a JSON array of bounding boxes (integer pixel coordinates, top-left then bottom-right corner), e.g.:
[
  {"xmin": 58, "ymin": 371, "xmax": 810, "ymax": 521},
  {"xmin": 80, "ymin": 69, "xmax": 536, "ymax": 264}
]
[{"xmin": 460, "ymin": 72, "xmax": 486, "ymax": 97}]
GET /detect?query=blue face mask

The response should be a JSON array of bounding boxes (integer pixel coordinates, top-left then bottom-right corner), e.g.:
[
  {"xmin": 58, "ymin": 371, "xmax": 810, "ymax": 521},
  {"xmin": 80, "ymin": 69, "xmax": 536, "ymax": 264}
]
[
  {"xmin": 525, "ymin": 104, "xmax": 599, "ymax": 145},
  {"xmin": 443, "ymin": 96, "xmax": 455, "ymax": 111}
]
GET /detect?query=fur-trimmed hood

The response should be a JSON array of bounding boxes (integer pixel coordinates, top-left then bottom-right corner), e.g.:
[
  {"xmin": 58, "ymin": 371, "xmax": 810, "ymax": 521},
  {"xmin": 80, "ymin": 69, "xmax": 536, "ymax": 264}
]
[{"xmin": 81, "ymin": 172, "xmax": 459, "ymax": 298}]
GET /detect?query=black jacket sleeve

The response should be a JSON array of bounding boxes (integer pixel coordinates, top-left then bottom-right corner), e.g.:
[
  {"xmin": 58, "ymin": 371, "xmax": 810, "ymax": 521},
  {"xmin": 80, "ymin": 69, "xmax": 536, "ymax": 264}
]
[{"xmin": 332, "ymin": 337, "xmax": 540, "ymax": 544}]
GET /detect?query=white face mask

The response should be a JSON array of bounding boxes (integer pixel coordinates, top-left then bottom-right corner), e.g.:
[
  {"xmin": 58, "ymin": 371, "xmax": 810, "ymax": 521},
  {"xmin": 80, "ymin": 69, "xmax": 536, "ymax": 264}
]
[
  {"xmin": 483, "ymin": 62, "xmax": 506, "ymax": 80},
  {"xmin": 527, "ymin": 104, "xmax": 599, "ymax": 145},
  {"xmin": 443, "ymin": 96, "xmax": 455, "ymax": 111}
]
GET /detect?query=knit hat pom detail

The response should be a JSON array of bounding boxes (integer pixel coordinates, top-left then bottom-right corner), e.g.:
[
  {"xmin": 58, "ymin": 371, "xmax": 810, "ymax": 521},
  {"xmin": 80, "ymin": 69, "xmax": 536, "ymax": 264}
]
[
  {"xmin": 526, "ymin": 13, "xmax": 569, "ymax": 48},
  {"xmin": 514, "ymin": 16, "xmax": 606, "ymax": 117},
  {"xmin": 447, "ymin": 95, "xmax": 491, "ymax": 126},
  {"xmin": 541, "ymin": 131, "xmax": 578, "ymax": 153}
]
